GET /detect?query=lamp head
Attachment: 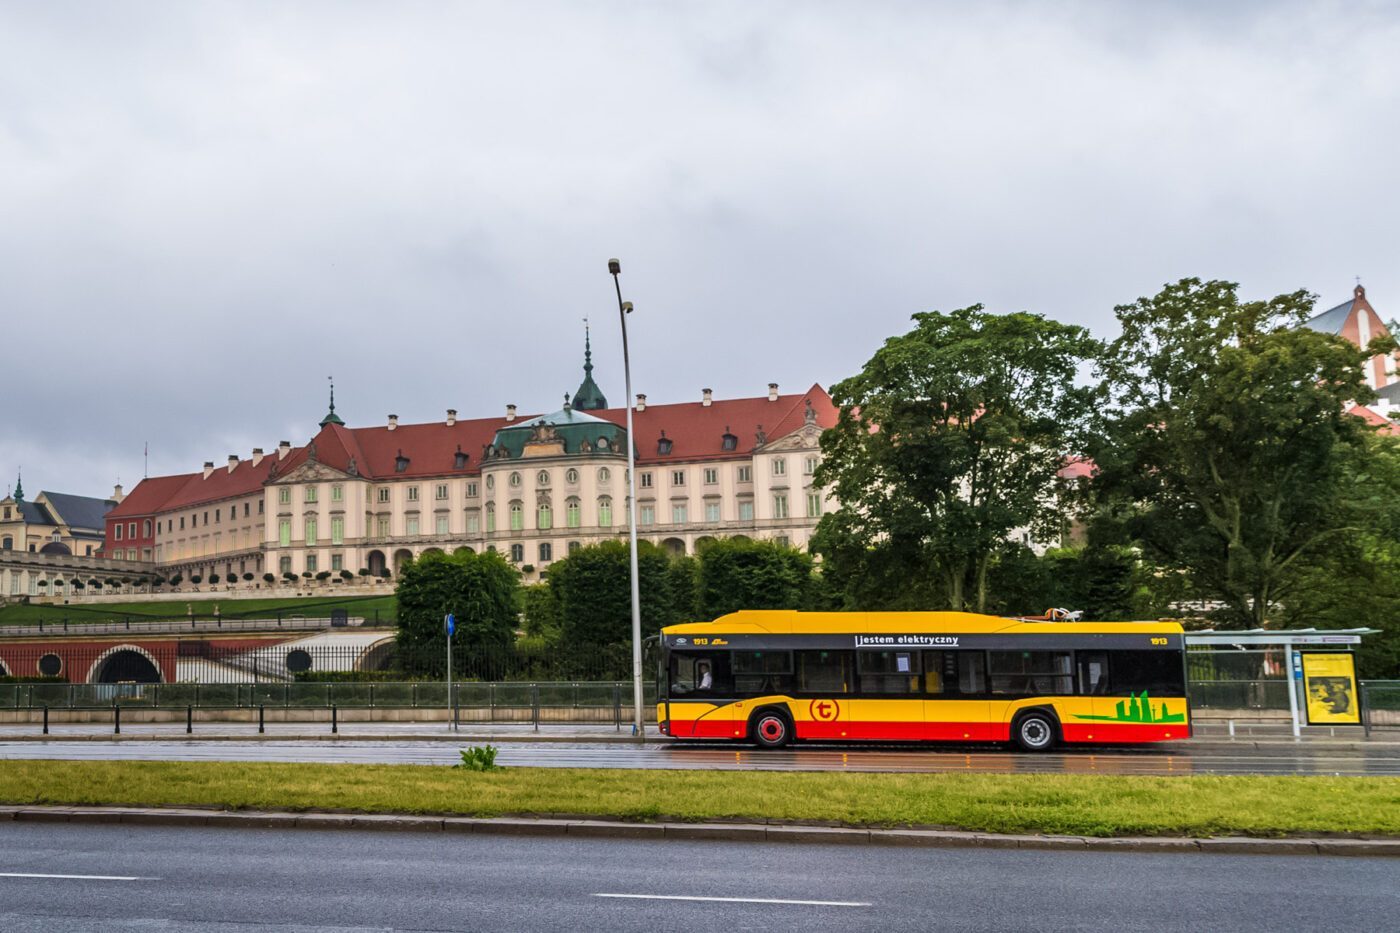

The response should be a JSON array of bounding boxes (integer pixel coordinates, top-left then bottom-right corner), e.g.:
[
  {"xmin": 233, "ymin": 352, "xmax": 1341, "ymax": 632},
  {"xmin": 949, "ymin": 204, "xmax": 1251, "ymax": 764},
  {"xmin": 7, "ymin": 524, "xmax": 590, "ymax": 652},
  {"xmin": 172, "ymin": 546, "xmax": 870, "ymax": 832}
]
[
  {"xmin": 621, "ymin": 301, "xmax": 633, "ymax": 313},
  {"xmin": 607, "ymin": 258, "xmax": 621, "ymax": 275}
]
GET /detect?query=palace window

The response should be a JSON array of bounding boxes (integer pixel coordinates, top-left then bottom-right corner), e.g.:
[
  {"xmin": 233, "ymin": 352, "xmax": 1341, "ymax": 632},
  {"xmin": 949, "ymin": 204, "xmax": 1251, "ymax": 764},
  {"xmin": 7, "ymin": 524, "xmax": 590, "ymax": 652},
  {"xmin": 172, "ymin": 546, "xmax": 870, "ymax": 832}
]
[
  {"xmin": 378, "ymin": 487, "xmax": 391, "ymax": 503},
  {"xmin": 565, "ymin": 468, "xmax": 579, "ymax": 484},
  {"xmin": 705, "ymin": 502, "xmax": 721, "ymax": 523},
  {"xmin": 278, "ymin": 519, "xmax": 291, "ymax": 547},
  {"xmin": 114, "ymin": 524, "xmax": 123, "ymax": 541},
  {"xmin": 738, "ymin": 501, "xmax": 754, "ymax": 521},
  {"xmin": 772, "ymin": 458, "xmax": 786, "ymax": 477},
  {"xmin": 566, "ymin": 498, "xmax": 581, "ymax": 529},
  {"xmin": 144, "ymin": 520, "xmax": 152, "ymax": 537},
  {"xmin": 466, "ymin": 511, "xmax": 480, "ymax": 533},
  {"xmin": 406, "ymin": 515, "xmax": 420, "ymax": 536},
  {"xmin": 640, "ymin": 472, "xmax": 653, "ymax": 488},
  {"xmin": 129, "ymin": 521, "xmax": 137, "ymax": 537},
  {"xmin": 568, "ymin": 540, "xmax": 580, "ymax": 555},
  {"xmin": 331, "ymin": 516, "xmax": 344, "ymax": 545},
  {"xmin": 436, "ymin": 515, "xmax": 449, "ymax": 536},
  {"xmin": 640, "ymin": 505, "xmax": 655, "ymax": 526},
  {"xmin": 509, "ymin": 471, "xmax": 522, "ymax": 488},
  {"xmin": 537, "ymin": 470, "xmax": 550, "ymax": 487},
  {"xmin": 510, "ymin": 543, "xmax": 524, "ymax": 562},
  {"xmin": 805, "ymin": 456, "xmax": 818, "ymax": 475},
  {"xmin": 304, "ymin": 516, "xmax": 317, "ymax": 545},
  {"xmin": 436, "ymin": 484, "xmax": 448, "ymax": 501},
  {"xmin": 598, "ymin": 467, "xmax": 611, "ymax": 483},
  {"xmin": 537, "ymin": 502, "xmax": 552, "ymax": 529},
  {"xmin": 305, "ymin": 486, "xmax": 318, "ymax": 503},
  {"xmin": 539, "ymin": 542, "xmax": 552, "ymax": 562},
  {"xmin": 485, "ymin": 503, "xmax": 496, "ymax": 533},
  {"xmin": 376, "ymin": 516, "xmax": 390, "ymax": 537},
  {"xmin": 280, "ymin": 556, "xmax": 292, "ymax": 574},
  {"xmin": 737, "ymin": 466, "xmax": 752, "ymax": 483},
  {"xmin": 306, "ymin": 554, "xmax": 318, "ymax": 574},
  {"xmin": 773, "ymin": 494, "xmax": 789, "ymax": 519},
  {"xmin": 807, "ymin": 493, "xmax": 822, "ymax": 518},
  {"xmin": 598, "ymin": 497, "xmax": 613, "ymax": 527},
  {"xmin": 279, "ymin": 488, "xmax": 291, "ymax": 505},
  {"xmin": 466, "ymin": 482, "xmax": 478, "ymax": 497},
  {"xmin": 672, "ymin": 503, "xmax": 688, "ymax": 524},
  {"xmin": 486, "ymin": 474, "xmax": 496, "ymax": 490},
  {"xmin": 671, "ymin": 470, "xmax": 685, "ymax": 486},
  {"xmin": 703, "ymin": 468, "xmax": 718, "ymax": 485},
  {"xmin": 407, "ymin": 486, "xmax": 419, "ymax": 502},
  {"xmin": 331, "ymin": 554, "xmax": 343, "ymax": 572},
  {"xmin": 510, "ymin": 502, "xmax": 523, "ymax": 531},
  {"xmin": 332, "ymin": 484, "xmax": 343, "ymax": 502}
]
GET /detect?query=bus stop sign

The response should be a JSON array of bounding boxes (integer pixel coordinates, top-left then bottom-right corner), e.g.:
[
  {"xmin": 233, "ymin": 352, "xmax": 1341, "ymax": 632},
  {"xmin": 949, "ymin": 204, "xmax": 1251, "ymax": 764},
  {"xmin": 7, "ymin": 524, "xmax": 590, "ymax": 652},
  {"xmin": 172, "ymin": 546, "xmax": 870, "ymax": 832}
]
[{"xmin": 445, "ymin": 613, "xmax": 455, "ymax": 637}]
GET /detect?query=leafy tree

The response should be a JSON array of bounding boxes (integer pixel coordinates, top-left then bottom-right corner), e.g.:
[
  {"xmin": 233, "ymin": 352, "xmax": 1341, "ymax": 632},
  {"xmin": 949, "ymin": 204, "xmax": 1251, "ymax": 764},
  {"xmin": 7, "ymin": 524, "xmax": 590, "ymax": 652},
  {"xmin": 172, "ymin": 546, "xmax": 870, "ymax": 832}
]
[
  {"xmin": 547, "ymin": 540, "xmax": 674, "ymax": 645},
  {"xmin": 814, "ymin": 305, "xmax": 1099, "ymax": 611},
  {"xmin": 1090, "ymin": 279, "xmax": 1396, "ymax": 627},
  {"xmin": 396, "ymin": 550, "xmax": 520, "ymax": 676},
  {"xmin": 694, "ymin": 538, "xmax": 816, "ymax": 619},
  {"xmin": 520, "ymin": 582, "xmax": 562, "ymax": 640},
  {"xmin": 667, "ymin": 554, "xmax": 699, "ymax": 622}
]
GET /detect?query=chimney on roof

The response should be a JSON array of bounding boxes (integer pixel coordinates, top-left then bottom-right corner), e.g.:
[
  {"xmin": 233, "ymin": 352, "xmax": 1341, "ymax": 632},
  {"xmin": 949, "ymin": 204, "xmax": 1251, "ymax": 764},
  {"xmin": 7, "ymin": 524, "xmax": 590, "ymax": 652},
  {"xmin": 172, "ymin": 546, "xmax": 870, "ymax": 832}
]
[
  {"xmin": 636, "ymin": 394, "xmax": 647, "ymax": 412},
  {"xmin": 251, "ymin": 448, "xmax": 264, "ymax": 467},
  {"xmin": 768, "ymin": 383, "xmax": 779, "ymax": 402},
  {"xmin": 112, "ymin": 483, "xmax": 124, "ymax": 503},
  {"xmin": 226, "ymin": 455, "xmax": 238, "ymax": 473},
  {"xmin": 702, "ymin": 388, "xmax": 713, "ymax": 407},
  {"xmin": 387, "ymin": 414, "xmax": 398, "ymax": 431},
  {"xmin": 278, "ymin": 441, "xmax": 290, "ymax": 460},
  {"xmin": 506, "ymin": 404, "xmax": 517, "ymax": 422},
  {"xmin": 202, "ymin": 461, "xmax": 214, "ymax": 480},
  {"xmin": 446, "ymin": 409, "xmax": 457, "ymax": 426}
]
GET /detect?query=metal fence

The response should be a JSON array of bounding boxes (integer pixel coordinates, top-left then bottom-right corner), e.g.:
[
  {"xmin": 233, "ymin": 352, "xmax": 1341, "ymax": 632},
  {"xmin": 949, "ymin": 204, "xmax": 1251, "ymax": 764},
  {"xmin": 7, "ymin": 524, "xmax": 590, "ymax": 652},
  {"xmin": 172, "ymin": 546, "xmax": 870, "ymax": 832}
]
[
  {"xmin": 1363, "ymin": 681, "xmax": 1400, "ymax": 735},
  {"xmin": 0, "ymin": 596, "xmax": 394, "ymax": 633}
]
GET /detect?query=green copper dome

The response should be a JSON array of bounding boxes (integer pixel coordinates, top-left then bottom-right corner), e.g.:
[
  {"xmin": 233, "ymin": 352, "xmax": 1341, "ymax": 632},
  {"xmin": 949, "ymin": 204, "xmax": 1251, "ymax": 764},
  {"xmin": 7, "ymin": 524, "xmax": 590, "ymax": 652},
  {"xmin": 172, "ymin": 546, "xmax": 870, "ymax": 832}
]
[{"xmin": 572, "ymin": 323, "xmax": 608, "ymax": 411}]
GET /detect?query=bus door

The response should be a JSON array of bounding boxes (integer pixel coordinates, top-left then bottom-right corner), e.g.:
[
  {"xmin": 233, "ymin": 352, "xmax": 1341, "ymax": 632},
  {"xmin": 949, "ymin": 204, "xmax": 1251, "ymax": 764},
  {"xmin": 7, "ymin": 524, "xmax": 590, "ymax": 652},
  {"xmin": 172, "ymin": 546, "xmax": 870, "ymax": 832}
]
[
  {"xmin": 1065, "ymin": 651, "xmax": 1112, "ymax": 742},
  {"xmin": 923, "ymin": 650, "xmax": 994, "ymax": 741},
  {"xmin": 793, "ymin": 649, "xmax": 851, "ymax": 740}
]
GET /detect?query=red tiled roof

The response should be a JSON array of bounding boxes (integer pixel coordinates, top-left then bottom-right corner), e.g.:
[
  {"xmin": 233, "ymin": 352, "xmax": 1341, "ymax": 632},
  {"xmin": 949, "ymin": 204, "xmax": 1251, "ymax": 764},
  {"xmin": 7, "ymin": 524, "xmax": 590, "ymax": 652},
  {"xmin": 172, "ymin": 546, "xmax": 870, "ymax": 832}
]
[
  {"xmin": 105, "ymin": 473, "xmax": 195, "ymax": 519},
  {"xmin": 597, "ymin": 384, "xmax": 837, "ymax": 464},
  {"xmin": 1347, "ymin": 404, "xmax": 1400, "ymax": 435}
]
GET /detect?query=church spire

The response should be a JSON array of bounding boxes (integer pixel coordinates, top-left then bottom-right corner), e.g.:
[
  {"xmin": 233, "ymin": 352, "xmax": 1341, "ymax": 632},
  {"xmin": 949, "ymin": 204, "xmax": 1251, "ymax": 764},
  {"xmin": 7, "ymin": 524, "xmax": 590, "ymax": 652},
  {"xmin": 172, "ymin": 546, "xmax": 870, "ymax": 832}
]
[
  {"xmin": 12, "ymin": 469, "xmax": 22, "ymax": 503},
  {"xmin": 572, "ymin": 319, "xmax": 609, "ymax": 410},
  {"xmin": 320, "ymin": 376, "xmax": 345, "ymax": 427}
]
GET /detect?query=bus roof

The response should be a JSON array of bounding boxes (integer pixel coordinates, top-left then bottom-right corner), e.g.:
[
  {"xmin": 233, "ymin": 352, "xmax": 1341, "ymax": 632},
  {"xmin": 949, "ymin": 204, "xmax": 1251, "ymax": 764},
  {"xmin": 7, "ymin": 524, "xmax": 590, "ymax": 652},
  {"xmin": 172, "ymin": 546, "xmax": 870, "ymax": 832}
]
[{"xmin": 662, "ymin": 610, "xmax": 1184, "ymax": 638}]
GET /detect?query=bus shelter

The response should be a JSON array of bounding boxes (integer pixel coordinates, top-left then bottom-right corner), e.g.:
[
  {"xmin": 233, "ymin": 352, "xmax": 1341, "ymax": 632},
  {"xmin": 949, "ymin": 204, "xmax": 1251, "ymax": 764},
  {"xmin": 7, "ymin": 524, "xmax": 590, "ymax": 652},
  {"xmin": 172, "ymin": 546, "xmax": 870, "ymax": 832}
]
[{"xmin": 1184, "ymin": 628, "xmax": 1375, "ymax": 737}]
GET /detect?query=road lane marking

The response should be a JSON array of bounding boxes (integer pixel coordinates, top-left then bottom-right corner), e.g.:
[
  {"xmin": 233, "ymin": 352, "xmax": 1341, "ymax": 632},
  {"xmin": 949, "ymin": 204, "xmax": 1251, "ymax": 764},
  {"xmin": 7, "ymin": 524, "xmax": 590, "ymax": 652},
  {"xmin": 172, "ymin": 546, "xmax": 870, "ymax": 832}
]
[
  {"xmin": 594, "ymin": 893, "xmax": 869, "ymax": 907},
  {"xmin": 0, "ymin": 872, "xmax": 152, "ymax": 881}
]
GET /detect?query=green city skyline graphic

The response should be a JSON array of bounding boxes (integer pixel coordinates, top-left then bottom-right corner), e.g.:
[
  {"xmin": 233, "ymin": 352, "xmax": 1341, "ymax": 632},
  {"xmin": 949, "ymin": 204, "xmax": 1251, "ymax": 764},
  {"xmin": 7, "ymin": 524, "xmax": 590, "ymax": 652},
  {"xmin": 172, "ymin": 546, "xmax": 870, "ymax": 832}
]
[{"xmin": 1074, "ymin": 691, "xmax": 1185, "ymax": 724}]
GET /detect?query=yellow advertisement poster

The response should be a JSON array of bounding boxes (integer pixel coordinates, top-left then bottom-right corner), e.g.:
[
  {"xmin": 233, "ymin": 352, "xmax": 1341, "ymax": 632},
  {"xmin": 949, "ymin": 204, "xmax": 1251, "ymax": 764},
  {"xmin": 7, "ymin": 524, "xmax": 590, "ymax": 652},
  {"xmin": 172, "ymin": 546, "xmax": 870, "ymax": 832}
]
[{"xmin": 1302, "ymin": 653, "xmax": 1360, "ymax": 725}]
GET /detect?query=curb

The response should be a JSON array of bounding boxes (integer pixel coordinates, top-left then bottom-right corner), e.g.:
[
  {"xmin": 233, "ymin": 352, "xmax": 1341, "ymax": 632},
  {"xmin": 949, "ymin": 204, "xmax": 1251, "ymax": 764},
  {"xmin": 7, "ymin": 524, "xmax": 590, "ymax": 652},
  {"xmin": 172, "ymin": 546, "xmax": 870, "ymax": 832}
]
[{"xmin": 0, "ymin": 805, "xmax": 1396, "ymax": 857}]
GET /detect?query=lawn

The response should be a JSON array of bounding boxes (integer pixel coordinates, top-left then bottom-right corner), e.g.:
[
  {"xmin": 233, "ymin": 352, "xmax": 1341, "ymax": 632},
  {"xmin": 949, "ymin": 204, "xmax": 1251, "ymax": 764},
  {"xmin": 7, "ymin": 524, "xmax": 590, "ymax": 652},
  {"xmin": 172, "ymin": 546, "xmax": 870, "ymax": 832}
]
[
  {"xmin": 0, "ymin": 594, "xmax": 398, "ymax": 625},
  {"xmin": 0, "ymin": 760, "xmax": 1396, "ymax": 838}
]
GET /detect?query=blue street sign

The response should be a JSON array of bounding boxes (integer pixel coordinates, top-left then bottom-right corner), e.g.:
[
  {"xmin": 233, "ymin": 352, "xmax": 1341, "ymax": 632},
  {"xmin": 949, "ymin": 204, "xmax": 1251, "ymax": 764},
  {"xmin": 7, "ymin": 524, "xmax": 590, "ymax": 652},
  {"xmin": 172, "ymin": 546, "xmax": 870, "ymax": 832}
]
[{"xmin": 445, "ymin": 613, "xmax": 455, "ymax": 636}]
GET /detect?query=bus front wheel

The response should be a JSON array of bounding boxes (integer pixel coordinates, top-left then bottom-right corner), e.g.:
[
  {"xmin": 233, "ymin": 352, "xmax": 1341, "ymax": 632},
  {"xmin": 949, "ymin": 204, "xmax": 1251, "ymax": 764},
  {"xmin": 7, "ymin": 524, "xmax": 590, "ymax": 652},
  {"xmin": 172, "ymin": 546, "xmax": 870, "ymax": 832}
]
[
  {"xmin": 751, "ymin": 710, "xmax": 793, "ymax": 749},
  {"xmin": 1012, "ymin": 711, "xmax": 1058, "ymax": 752}
]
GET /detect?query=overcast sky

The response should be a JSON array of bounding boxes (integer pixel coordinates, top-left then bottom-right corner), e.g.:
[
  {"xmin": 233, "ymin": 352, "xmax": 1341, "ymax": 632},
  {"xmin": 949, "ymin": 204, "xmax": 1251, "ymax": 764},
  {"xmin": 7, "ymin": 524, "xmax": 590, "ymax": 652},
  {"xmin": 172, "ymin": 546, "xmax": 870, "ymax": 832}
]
[{"xmin": 3, "ymin": 1, "xmax": 1397, "ymax": 497}]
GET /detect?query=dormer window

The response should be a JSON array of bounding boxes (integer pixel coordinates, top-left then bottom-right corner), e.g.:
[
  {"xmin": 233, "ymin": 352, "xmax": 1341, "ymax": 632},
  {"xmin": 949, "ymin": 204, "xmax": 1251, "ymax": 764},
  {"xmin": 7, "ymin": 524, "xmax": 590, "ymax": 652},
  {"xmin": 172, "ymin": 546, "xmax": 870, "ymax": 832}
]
[
  {"xmin": 657, "ymin": 431, "xmax": 672, "ymax": 456},
  {"xmin": 395, "ymin": 450, "xmax": 410, "ymax": 473},
  {"xmin": 454, "ymin": 446, "xmax": 468, "ymax": 470},
  {"xmin": 721, "ymin": 426, "xmax": 738, "ymax": 451}
]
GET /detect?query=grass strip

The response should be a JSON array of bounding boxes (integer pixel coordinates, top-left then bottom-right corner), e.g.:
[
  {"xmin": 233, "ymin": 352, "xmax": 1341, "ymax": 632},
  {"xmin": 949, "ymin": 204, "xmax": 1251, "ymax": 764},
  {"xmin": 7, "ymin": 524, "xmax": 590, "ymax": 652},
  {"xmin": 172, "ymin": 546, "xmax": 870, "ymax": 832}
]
[{"xmin": 0, "ymin": 760, "xmax": 1397, "ymax": 838}]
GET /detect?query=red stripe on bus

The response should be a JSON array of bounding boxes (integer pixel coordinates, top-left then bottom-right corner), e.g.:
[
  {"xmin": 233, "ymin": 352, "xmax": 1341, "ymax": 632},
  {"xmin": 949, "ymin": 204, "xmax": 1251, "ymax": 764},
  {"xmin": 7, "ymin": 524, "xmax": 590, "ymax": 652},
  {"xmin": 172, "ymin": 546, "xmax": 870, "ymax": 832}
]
[{"xmin": 1060, "ymin": 723, "xmax": 1185, "ymax": 744}]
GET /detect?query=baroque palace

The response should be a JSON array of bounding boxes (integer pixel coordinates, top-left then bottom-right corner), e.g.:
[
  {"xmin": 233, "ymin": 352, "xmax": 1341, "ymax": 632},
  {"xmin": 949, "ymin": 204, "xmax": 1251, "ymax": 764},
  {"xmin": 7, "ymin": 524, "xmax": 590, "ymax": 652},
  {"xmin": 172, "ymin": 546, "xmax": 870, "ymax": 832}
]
[{"xmin": 100, "ymin": 335, "xmax": 838, "ymax": 585}]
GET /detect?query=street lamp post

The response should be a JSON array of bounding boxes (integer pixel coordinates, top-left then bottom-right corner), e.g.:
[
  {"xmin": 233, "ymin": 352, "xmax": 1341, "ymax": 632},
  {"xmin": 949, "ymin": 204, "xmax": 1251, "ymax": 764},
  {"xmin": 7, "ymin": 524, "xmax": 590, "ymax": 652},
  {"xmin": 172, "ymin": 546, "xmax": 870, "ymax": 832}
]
[{"xmin": 609, "ymin": 258, "xmax": 645, "ymax": 739}]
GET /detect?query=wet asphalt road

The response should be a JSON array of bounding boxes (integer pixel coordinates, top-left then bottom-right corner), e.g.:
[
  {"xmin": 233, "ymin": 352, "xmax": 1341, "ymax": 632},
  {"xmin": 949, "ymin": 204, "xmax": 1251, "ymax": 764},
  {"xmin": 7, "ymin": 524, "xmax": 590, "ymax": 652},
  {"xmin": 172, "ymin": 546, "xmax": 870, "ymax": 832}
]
[
  {"xmin": 2, "ymin": 738, "xmax": 1398, "ymax": 775},
  {"xmin": 1, "ymin": 821, "xmax": 1398, "ymax": 931}
]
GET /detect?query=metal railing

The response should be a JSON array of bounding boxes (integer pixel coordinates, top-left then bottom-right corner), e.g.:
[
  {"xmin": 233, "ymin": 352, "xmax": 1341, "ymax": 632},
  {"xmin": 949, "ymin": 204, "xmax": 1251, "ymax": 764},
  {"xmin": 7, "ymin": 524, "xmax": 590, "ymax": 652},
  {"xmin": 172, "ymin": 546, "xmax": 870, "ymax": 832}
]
[{"xmin": 1363, "ymin": 681, "xmax": 1400, "ymax": 735}]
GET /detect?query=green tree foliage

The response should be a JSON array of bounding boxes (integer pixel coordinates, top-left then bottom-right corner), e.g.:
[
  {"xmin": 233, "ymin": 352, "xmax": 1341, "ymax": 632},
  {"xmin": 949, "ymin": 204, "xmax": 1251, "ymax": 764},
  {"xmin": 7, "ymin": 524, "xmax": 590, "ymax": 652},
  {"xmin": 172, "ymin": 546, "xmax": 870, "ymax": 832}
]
[
  {"xmin": 395, "ymin": 550, "xmax": 520, "ymax": 676},
  {"xmin": 1278, "ymin": 434, "xmax": 1400, "ymax": 677},
  {"xmin": 694, "ymin": 537, "xmax": 818, "ymax": 619},
  {"xmin": 985, "ymin": 545, "xmax": 1165, "ymax": 621},
  {"xmin": 813, "ymin": 305, "xmax": 1099, "ymax": 611},
  {"xmin": 1091, "ymin": 279, "xmax": 1396, "ymax": 628},
  {"xmin": 667, "ymin": 555, "xmax": 699, "ymax": 623},
  {"xmin": 519, "ymin": 582, "xmax": 561, "ymax": 640},
  {"xmin": 547, "ymin": 540, "xmax": 675, "ymax": 645}
]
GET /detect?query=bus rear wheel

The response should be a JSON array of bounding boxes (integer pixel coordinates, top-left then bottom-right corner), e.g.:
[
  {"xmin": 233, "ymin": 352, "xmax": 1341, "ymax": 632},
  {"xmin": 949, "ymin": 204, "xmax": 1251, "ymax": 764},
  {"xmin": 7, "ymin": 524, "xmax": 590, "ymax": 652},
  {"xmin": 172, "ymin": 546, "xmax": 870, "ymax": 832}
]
[
  {"xmin": 751, "ymin": 710, "xmax": 793, "ymax": 749},
  {"xmin": 1012, "ymin": 711, "xmax": 1058, "ymax": 752}
]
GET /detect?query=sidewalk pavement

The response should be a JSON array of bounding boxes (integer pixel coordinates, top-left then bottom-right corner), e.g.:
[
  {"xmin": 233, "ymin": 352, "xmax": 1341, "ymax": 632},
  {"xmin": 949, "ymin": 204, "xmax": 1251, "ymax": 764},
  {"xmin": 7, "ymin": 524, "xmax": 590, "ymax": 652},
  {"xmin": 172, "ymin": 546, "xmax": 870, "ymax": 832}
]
[
  {"xmin": 0, "ymin": 719, "xmax": 1393, "ymax": 750},
  {"xmin": 1, "ymin": 804, "xmax": 1395, "ymax": 856}
]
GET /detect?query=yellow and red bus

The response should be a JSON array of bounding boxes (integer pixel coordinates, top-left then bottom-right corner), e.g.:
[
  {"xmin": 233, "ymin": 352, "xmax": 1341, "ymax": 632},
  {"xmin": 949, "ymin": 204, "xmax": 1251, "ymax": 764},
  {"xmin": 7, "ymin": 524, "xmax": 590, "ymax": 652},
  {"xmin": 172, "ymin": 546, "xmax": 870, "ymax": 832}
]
[{"xmin": 657, "ymin": 610, "xmax": 1190, "ymax": 750}]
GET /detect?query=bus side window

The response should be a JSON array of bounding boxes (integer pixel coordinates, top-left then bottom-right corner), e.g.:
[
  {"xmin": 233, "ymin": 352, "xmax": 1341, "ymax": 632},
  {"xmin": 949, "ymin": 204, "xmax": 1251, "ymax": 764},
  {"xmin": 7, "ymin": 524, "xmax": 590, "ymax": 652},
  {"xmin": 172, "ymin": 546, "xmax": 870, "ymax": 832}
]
[
  {"xmin": 857, "ymin": 650, "xmax": 919, "ymax": 695},
  {"xmin": 670, "ymin": 652, "xmax": 732, "ymax": 696},
  {"xmin": 733, "ymin": 651, "xmax": 793, "ymax": 696},
  {"xmin": 921, "ymin": 651, "xmax": 946, "ymax": 694},
  {"xmin": 795, "ymin": 650, "xmax": 853, "ymax": 695},
  {"xmin": 958, "ymin": 651, "xmax": 987, "ymax": 695},
  {"xmin": 1078, "ymin": 652, "xmax": 1109, "ymax": 695}
]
